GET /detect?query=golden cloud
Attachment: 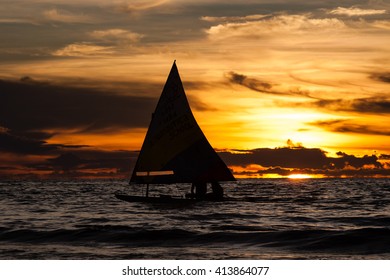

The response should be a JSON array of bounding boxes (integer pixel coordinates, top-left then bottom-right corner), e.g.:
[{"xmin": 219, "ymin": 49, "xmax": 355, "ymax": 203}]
[
  {"xmin": 89, "ymin": 29, "xmax": 143, "ymax": 44},
  {"xmin": 328, "ymin": 7, "xmax": 387, "ymax": 16},
  {"xmin": 52, "ymin": 43, "xmax": 114, "ymax": 57},
  {"xmin": 43, "ymin": 8, "xmax": 94, "ymax": 23},
  {"xmin": 206, "ymin": 15, "xmax": 346, "ymax": 40}
]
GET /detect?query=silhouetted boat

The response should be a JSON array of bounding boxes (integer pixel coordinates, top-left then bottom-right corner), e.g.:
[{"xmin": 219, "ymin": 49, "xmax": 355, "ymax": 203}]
[{"xmin": 115, "ymin": 61, "xmax": 235, "ymax": 203}]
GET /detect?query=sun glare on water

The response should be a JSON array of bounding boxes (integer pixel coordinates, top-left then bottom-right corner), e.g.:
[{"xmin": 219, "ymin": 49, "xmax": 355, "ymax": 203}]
[{"xmin": 288, "ymin": 174, "xmax": 312, "ymax": 179}]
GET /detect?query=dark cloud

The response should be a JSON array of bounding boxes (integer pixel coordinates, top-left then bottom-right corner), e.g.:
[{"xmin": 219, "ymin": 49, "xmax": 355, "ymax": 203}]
[
  {"xmin": 218, "ymin": 146, "xmax": 387, "ymax": 177},
  {"xmin": 47, "ymin": 153, "xmax": 83, "ymax": 172},
  {"xmin": 0, "ymin": 78, "xmax": 160, "ymax": 133},
  {"xmin": 0, "ymin": 77, "xmax": 214, "ymax": 134},
  {"xmin": 370, "ymin": 72, "xmax": 390, "ymax": 84},
  {"xmin": 38, "ymin": 150, "xmax": 135, "ymax": 176},
  {"xmin": 285, "ymin": 96, "xmax": 390, "ymax": 115},
  {"xmin": 226, "ymin": 71, "xmax": 312, "ymax": 97},
  {"xmin": 227, "ymin": 71, "xmax": 273, "ymax": 92},
  {"xmin": 309, "ymin": 119, "xmax": 390, "ymax": 136},
  {"xmin": 219, "ymin": 147, "xmax": 329, "ymax": 169},
  {"xmin": 0, "ymin": 130, "xmax": 64, "ymax": 155},
  {"xmin": 19, "ymin": 76, "xmax": 48, "ymax": 85},
  {"xmin": 379, "ymin": 154, "xmax": 390, "ymax": 160},
  {"xmin": 349, "ymin": 97, "xmax": 390, "ymax": 114},
  {"xmin": 7, "ymin": 148, "xmax": 137, "ymax": 179},
  {"xmin": 334, "ymin": 152, "xmax": 381, "ymax": 169}
]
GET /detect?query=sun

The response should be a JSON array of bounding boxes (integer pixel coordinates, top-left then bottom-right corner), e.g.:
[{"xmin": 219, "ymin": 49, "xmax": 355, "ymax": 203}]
[{"xmin": 288, "ymin": 174, "xmax": 312, "ymax": 179}]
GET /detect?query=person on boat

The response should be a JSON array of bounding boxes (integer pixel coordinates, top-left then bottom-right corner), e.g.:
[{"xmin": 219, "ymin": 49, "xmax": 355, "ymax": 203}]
[
  {"xmin": 186, "ymin": 182, "xmax": 207, "ymax": 199},
  {"xmin": 210, "ymin": 182, "xmax": 224, "ymax": 200},
  {"xmin": 195, "ymin": 182, "xmax": 207, "ymax": 199}
]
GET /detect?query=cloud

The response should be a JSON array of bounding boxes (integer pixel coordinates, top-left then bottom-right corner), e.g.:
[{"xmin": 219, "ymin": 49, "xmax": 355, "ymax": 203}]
[
  {"xmin": 0, "ymin": 77, "xmax": 212, "ymax": 135},
  {"xmin": 308, "ymin": 119, "xmax": 390, "ymax": 136},
  {"xmin": 0, "ymin": 78, "xmax": 158, "ymax": 133},
  {"xmin": 17, "ymin": 148, "xmax": 135, "ymax": 179},
  {"xmin": 43, "ymin": 8, "xmax": 93, "ymax": 23},
  {"xmin": 0, "ymin": 18, "xmax": 39, "ymax": 25},
  {"xmin": 220, "ymin": 146, "xmax": 329, "ymax": 169},
  {"xmin": 0, "ymin": 130, "xmax": 62, "ymax": 155},
  {"xmin": 283, "ymin": 96, "xmax": 390, "ymax": 115},
  {"xmin": 0, "ymin": 120, "xmax": 92, "ymax": 158},
  {"xmin": 370, "ymin": 72, "xmax": 390, "ymax": 83},
  {"xmin": 43, "ymin": 150, "xmax": 133, "ymax": 176},
  {"xmin": 200, "ymin": 14, "xmax": 267, "ymax": 22},
  {"xmin": 226, "ymin": 71, "xmax": 274, "ymax": 93},
  {"xmin": 52, "ymin": 43, "xmax": 114, "ymax": 57},
  {"xmin": 0, "ymin": 126, "xmax": 136, "ymax": 178},
  {"xmin": 206, "ymin": 14, "xmax": 346, "ymax": 40},
  {"xmin": 371, "ymin": 20, "xmax": 390, "ymax": 30},
  {"xmin": 218, "ymin": 145, "xmax": 387, "ymax": 177},
  {"xmin": 350, "ymin": 97, "xmax": 390, "ymax": 114},
  {"xmin": 89, "ymin": 29, "xmax": 143, "ymax": 44},
  {"xmin": 52, "ymin": 29, "xmax": 143, "ymax": 57},
  {"xmin": 380, "ymin": 154, "xmax": 390, "ymax": 160},
  {"xmin": 328, "ymin": 7, "xmax": 387, "ymax": 17},
  {"xmin": 226, "ymin": 71, "xmax": 312, "ymax": 97},
  {"xmin": 118, "ymin": 0, "xmax": 170, "ymax": 13}
]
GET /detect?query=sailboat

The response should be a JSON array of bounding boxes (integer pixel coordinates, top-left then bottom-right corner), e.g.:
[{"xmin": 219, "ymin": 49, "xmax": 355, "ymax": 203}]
[{"xmin": 115, "ymin": 61, "xmax": 235, "ymax": 203}]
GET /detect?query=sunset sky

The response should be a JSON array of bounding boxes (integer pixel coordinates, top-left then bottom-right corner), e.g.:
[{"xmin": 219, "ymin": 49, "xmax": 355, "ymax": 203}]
[{"xmin": 1, "ymin": 0, "xmax": 390, "ymax": 179}]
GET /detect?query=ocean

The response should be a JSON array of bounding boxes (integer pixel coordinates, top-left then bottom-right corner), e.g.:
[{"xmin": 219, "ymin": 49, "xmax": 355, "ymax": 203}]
[{"xmin": 1, "ymin": 179, "xmax": 390, "ymax": 259}]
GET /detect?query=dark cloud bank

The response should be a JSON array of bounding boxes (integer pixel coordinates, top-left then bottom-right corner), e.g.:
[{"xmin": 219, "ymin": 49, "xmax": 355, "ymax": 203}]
[
  {"xmin": 219, "ymin": 145, "xmax": 390, "ymax": 178},
  {"xmin": 0, "ymin": 77, "xmax": 158, "ymax": 133}
]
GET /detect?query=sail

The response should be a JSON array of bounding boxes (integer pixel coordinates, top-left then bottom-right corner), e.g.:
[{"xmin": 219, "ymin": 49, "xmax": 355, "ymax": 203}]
[{"xmin": 130, "ymin": 61, "xmax": 235, "ymax": 184}]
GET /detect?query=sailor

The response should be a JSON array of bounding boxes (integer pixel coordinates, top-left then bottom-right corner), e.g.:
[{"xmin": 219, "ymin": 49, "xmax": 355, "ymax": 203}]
[
  {"xmin": 186, "ymin": 182, "xmax": 207, "ymax": 199},
  {"xmin": 195, "ymin": 182, "xmax": 207, "ymax": 199},
  {"xmin": 210, "ymin": 182, "xmax": 223, "ymax": 200}
]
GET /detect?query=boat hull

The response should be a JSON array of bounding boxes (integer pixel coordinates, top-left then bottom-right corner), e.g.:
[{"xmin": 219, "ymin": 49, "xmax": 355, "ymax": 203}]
[
  {"xmin": 115, "ymin": 194, "xmax": 196, "ymax": 204},
  {"xmin": 114, "ymin": 193, "xmax": 225, "ymax": 203}
]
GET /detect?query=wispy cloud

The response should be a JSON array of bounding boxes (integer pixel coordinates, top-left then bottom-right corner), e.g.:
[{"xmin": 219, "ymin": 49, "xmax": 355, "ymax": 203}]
[
  {"xmin": 52, "ymin": 29, "xmax": 143, "ymax": 57},
  {"xmin": 52, "ymin": 43, "xmax": 114, "ymax": 57},
  {"xmin": 308, "ymin": 119, "xmax": 390, "ymax": 136},
  {"xmin": 226, "ymin": 71, "xmax": 312, "ymax": 97},
  {"xmin": 371, "ymin": 20, "xmax": 390, "ymax": 30},
  {"xmin": 200, "ymin": 14, "xmax": 267, "ymax": 22},
  {"xmin": 371, "ymin": 72, "xmax": 390, "ymax": 84},
  {"xmin": 90, "ymin": 29, "xmax": 143, "ymax": 44},
  {"xmin": 206, "ymin": 14, "xmax": 346, "ymax": 40},
  {"xmin": 0, "ymin": 18, "xmax": 40, "ymax": 25},
  {"xmin": 328, "ymin": 7, "xmax": 387, "ymax": 17},
  {"xmin": 118, "ymin": 0, "xmax": 170, "ymax": 13},
  {"xmin": 43, "ymin": 8, "xmax": 93, "ymax": 23},
  {"xmin": 306, "ymin": 97, "xmax": 390, "ymax": 115},
  {"xmin": 226, "ymin": 72, "xmax": 274, "ymax": 93}
]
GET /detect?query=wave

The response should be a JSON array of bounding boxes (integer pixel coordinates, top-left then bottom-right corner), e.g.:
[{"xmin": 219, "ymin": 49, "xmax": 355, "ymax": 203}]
[{"xmin": 1, "ymin": 225, "xmax": 390, "ymax": 255}]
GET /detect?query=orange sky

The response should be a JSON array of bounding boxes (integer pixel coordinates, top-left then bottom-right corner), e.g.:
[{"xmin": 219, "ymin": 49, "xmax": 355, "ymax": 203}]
[{"xmin": 1, "ymin": 0, "xmax": 390, "ymax": 179}]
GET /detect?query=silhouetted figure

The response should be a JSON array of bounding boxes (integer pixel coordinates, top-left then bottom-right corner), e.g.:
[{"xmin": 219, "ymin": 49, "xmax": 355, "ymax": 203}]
[
  {"xmin": 186, "ymin": 182, "xmax": 207, "ymax": 200},
  {"xmin": 195, "ymin": 182, "xmax": 207, "ymax": 199},
  {"xmin": 211, "ymin": 182, "xmax": 223, "ymax": 200},
  {"xmin": 187, "ymin": 182, "xmax": 223, "ymax": 200}
]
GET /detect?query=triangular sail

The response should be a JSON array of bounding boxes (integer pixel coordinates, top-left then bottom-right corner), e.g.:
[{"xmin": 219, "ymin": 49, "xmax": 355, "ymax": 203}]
[{"xmin": 130, "ymin": 61, "xmax": 235, "ymax": 184}]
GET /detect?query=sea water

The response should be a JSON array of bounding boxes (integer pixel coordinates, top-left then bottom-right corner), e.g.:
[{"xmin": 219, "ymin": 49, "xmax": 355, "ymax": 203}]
[{"xmin": 0, "ymin": 179, "xmax": 390, "ymax": 259}]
